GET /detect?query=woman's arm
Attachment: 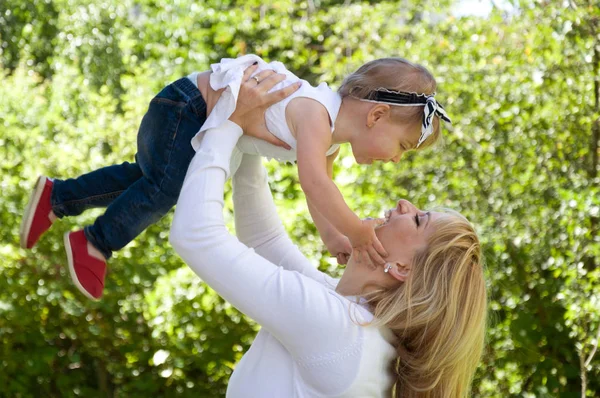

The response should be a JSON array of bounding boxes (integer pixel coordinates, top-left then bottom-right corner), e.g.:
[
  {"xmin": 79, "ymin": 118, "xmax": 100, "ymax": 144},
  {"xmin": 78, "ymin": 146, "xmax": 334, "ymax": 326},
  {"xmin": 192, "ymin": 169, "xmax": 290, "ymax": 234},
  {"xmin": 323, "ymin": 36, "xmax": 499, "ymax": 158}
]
[
  {"xmin": 170, "ymin": 120, "xmax": 357, "ymax": 362},
  {"xmin": 232, "ymin": 153, "xmax": 336, "ymax": 285}
]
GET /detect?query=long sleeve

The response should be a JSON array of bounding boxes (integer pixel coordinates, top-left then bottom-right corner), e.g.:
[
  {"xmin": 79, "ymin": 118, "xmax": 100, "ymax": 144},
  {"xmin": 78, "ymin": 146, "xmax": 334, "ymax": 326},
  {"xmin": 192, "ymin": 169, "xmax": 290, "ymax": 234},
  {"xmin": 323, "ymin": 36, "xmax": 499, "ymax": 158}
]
[
  {"xmin": 170, "ymin": 121, "xmax": 360, "ymax": 365},
  {"xmin": 232, "ymin": 153, "xmax": 338, "ymax": 287}
]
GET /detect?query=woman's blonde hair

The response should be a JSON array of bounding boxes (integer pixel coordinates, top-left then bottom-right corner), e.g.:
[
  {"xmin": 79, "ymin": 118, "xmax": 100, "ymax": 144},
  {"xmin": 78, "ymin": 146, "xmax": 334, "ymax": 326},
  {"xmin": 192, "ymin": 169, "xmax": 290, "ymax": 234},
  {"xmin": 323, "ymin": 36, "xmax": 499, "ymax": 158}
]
[
  {"xmin": 364, "ymin": 210, "xmax": 487, "ymax": 398},
  {"xmin": 338, "ymin": 57, "xmax": 441, "ymax": 149}
]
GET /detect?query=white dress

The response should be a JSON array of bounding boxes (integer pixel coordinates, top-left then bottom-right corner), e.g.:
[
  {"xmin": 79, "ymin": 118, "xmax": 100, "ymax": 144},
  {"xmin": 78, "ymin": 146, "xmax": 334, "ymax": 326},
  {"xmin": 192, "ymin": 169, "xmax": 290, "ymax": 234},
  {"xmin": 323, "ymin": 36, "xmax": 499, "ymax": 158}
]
[{"xmin": 170, "ymin": 120, "xmax": 397, "ymax": 397}]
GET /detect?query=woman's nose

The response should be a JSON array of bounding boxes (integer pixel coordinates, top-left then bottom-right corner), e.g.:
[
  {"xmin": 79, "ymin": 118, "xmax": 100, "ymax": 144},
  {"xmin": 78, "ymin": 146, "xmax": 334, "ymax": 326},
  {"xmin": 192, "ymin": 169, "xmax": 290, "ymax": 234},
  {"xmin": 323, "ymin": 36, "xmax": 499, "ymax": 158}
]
[
  {"xmin": 396, "ymin": 199, "xmax": 411, "ymax": 213},
  {"xmin": 397, "ymin": 199, "xmax": 420, "ymax": 214}
]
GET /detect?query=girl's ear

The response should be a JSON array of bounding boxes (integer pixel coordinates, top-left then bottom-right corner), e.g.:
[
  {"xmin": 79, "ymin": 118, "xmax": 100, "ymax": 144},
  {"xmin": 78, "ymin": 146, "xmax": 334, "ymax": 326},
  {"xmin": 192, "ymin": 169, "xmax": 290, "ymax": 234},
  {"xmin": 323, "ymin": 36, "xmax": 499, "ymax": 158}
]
[
  {"xmin": 367, "ymin": 104, "xmax": 391, "ymax": 127},
  {"xmin": 388, "ymin": 262, "xmax": 410, "ymax": 282}
]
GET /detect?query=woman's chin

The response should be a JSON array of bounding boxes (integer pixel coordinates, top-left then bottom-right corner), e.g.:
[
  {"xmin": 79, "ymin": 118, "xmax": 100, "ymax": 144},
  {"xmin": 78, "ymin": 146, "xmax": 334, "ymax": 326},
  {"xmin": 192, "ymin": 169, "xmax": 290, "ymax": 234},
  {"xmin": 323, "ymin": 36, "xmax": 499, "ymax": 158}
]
[{"xmin": 353, "ymin": 156, "xmax": 371, "ymax": 165}]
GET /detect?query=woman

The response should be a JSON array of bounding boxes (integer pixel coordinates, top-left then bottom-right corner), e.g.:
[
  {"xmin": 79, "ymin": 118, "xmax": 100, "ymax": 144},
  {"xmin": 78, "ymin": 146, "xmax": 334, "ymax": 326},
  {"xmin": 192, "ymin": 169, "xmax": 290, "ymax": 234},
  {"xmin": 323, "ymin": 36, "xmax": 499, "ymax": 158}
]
[{"xmin": 170, "ymin": 72, "xmax": 487, "ymax": 397}]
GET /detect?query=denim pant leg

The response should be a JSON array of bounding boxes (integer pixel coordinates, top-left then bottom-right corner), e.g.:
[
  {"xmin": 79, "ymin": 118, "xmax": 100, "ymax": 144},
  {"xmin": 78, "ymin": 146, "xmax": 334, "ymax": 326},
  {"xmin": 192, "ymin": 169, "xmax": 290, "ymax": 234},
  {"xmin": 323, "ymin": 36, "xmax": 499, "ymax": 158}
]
[
  {"xmin": 51, "ymin": 162, "xmax": 143, "ymax": 218},
  {"xmin": 84, "ymin": 79, "xmax": 207, "ymax": 259}
]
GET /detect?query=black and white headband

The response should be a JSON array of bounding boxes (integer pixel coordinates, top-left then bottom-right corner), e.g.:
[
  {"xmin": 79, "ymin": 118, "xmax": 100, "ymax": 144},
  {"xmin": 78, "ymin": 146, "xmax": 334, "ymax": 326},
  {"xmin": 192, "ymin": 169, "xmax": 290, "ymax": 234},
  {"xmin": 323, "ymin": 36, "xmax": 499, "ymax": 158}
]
[{"xmin": 358, "ymin": 88, "xmax": 452, "ymax": 147}]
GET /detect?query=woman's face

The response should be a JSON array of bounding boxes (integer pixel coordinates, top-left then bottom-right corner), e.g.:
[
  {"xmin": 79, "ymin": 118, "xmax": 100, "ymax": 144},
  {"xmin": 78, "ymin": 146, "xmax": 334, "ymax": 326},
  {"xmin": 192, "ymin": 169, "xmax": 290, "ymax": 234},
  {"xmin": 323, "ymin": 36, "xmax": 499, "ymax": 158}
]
[
  {"xmin": 375, "ymin": 199, "xmax": 444, "ymax": 270},
  {"xmin": 337, "ymin": 199, "xmax": 446, "ymax": 296}
]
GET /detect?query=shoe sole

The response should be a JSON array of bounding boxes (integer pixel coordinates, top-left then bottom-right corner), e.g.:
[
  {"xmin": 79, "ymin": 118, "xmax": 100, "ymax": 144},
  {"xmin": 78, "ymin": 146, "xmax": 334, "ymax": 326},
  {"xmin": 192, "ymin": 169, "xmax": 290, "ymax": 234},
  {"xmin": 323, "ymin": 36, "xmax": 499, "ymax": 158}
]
[
  {"xmin": 19, "ymin": 176, "xmax": 48, "ymax": 249},
  {"xmin": 64, "ymin": 232, "xmax": 99, "ymax": 301}
]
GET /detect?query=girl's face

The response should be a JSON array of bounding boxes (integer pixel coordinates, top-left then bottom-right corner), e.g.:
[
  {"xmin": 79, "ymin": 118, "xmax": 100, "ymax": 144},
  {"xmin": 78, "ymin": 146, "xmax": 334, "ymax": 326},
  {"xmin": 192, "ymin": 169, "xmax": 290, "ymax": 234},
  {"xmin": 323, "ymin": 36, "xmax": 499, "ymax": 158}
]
[{"xmin": 349, "ymin": 115, "xmax": 421, "ymax": 165}]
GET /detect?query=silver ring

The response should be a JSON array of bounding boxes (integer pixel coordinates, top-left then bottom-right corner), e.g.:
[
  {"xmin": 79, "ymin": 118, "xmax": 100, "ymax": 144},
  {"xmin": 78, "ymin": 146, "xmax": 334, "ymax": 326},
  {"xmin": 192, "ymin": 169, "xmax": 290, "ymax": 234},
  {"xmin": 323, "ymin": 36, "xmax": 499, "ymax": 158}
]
[{"xmin": 252, "ymin": 76, "xmax": 260, "ymax": 84}]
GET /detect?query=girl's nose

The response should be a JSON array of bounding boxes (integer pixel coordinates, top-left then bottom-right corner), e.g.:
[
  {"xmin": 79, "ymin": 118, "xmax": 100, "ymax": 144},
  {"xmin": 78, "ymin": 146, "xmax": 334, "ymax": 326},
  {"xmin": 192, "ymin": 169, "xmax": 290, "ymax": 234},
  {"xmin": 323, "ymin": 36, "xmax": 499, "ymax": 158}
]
[{"xmin": 392, "ymin": 152, "xmax": 403, "ymax": 163}]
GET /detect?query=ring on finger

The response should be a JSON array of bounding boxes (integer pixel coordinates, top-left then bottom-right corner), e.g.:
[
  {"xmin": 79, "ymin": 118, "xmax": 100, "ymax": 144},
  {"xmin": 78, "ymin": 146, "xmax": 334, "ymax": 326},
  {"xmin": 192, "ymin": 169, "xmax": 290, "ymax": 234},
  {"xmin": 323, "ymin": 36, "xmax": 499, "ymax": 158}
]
[{"xmin": 252, "ymin": 76, "xmax": 260, "ymax": 84}]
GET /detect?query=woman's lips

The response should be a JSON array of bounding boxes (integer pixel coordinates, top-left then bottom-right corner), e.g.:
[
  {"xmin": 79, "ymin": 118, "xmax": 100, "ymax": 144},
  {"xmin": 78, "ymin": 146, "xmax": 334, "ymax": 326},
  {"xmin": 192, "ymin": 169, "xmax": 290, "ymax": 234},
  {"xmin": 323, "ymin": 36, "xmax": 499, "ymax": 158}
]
[{"xmin": 378, "ymin": 209, "xmax": 393, "ymax": 227}]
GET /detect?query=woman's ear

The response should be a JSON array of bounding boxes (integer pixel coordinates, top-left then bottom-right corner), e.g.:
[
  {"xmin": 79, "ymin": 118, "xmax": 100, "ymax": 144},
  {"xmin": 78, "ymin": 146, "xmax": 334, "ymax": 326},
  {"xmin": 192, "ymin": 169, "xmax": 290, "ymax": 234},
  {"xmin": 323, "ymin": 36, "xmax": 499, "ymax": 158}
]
[
  {"xmin": 367, "ymin": 104, "xmax": 391, "ymax": 127},
  {"xmin": 388, "ymin": 262, "xmax": 410, "ymax": 282}
]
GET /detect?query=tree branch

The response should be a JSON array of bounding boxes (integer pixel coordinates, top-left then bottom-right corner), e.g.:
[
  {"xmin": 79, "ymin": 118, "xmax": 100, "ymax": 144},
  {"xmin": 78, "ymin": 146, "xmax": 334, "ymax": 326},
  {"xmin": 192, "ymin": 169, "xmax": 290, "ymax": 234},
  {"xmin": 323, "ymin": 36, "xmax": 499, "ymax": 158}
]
[
  {"xmin": 581, "ymin": 351, "xmax": 587, "ymax": 398},
  {"xmin": 589, "ymin": 3, "xmax": 600, "ymax": 180},
  {"xmin": 585, "ymin": 322, "xmax": 600, "ymax": 367}
]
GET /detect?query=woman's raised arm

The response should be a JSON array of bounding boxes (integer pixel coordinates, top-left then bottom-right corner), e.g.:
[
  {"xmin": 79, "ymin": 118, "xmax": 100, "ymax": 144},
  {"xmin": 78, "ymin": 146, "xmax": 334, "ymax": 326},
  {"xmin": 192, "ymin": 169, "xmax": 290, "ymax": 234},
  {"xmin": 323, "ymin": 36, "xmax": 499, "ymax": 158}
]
[
  {"xmin": 232, "ymin": 153, "xmax": 335, "ymax": 285},
  {"xmin": 169, "ymin": 120, "xmax": 359, "ymax": 369},
  {"xmin": 169, "ymin": 70, "xmax": 360, "ymax": 376}
]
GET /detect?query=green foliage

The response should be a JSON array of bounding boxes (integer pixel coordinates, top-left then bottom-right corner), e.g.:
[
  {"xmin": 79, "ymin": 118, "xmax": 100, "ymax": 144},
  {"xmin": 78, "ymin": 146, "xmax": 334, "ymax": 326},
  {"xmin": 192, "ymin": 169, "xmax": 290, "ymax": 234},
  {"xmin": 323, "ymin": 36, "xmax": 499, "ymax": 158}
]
[{"xmin": 1, "ymin": 0, "xmax": 598, "ymax": 396}]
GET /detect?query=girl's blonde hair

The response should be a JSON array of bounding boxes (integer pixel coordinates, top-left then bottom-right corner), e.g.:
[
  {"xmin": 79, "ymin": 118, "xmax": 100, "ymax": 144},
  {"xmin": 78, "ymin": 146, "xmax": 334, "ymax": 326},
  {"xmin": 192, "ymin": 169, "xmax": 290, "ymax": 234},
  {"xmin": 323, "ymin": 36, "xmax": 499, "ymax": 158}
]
[
  {"xmin": 339, "ymin": 58, "xmax": 441, "ymax": 149},
  {"xmin": 364, "ymin": 210, "xmax": 487, "ymax": 398}
]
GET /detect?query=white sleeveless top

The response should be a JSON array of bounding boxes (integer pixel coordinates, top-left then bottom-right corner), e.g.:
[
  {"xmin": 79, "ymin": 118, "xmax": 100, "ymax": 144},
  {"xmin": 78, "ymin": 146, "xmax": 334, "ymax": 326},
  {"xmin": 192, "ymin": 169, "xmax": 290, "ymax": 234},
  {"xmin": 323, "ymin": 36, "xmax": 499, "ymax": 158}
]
[{"xmin": 188, "ymin": 54, "xmax": 342, "ymax": 176}]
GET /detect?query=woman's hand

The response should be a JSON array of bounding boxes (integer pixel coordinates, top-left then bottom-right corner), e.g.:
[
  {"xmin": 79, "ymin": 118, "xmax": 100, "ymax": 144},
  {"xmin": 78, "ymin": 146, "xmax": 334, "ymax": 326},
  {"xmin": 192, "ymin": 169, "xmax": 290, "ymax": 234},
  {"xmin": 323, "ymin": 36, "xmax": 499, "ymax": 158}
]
[
  {"xmin": 323, "ymin": 233, "xmax": 352, "ymax": 265},
  {"xmin": 229, "ymin": 64, "xmax": 301, "ymax": 149},
  {"xmin": 348, "ymin": 218, "xmax": 388, "ymax": 268}
]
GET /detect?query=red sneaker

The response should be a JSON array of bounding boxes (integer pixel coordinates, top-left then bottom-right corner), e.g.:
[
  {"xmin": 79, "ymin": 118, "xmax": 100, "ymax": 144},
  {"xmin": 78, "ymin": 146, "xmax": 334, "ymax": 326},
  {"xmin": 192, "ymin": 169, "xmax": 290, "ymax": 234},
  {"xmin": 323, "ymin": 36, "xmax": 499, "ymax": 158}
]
[
  {"xmin": 20, "ymin": 176, "xmax": 55, "ymax": 249},
  {"xmin": 64, "ymin": 231, "xmax": 107, "ymax": 300}
]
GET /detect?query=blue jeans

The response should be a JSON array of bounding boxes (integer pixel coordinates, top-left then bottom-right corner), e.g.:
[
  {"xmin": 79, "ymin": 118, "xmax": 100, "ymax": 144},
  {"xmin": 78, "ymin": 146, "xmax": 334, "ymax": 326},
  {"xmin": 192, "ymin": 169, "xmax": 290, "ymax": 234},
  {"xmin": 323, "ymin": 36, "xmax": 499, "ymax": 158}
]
[{"xmin": 51, "ymin": 78, "xmax": 207, "ymax": 259}]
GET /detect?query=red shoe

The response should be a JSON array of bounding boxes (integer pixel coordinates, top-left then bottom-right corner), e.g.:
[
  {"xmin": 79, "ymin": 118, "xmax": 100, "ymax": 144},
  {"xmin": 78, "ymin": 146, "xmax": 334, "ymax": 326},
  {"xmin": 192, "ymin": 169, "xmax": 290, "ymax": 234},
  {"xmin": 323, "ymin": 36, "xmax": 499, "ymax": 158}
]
[
  {"xmin": 64, "ymin": 231, "xmax": 107, "ymax": 300},
  {"xmin": 20, "ymin": 176, "xmax": 55, "ymax": 249}
]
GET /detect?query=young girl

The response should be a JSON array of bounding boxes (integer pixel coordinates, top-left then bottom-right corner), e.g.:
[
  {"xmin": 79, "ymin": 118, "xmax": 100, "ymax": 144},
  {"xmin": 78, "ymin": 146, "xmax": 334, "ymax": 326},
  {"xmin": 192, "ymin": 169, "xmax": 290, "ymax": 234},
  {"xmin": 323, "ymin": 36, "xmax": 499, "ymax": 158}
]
[{"xmin": 20, "ymin": 55, "xmax": 451, "ymax": 300}]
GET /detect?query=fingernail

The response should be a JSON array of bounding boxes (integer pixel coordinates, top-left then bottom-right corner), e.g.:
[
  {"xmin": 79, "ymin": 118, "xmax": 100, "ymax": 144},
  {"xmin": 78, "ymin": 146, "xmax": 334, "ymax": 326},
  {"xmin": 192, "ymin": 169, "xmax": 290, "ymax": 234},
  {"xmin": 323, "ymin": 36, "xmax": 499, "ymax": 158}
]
[{"xmin": 296, "ymin": 81, "xmax": 302, "ymax": 87}]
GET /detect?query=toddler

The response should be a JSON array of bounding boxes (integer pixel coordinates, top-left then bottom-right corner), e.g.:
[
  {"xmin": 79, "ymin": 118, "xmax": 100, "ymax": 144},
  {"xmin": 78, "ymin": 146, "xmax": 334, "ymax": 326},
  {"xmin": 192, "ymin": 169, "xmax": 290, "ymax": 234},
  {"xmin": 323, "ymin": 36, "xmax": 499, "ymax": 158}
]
[{"xmin": 20, "ymin": 55, "xmax": 450, "ymax": 300}]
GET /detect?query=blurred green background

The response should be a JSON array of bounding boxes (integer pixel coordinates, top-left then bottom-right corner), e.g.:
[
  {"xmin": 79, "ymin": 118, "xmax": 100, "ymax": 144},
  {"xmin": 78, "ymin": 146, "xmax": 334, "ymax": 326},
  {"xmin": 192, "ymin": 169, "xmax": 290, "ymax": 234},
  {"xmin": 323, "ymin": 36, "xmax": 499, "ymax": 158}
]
[{"xmin": 1, "ymin": 0, "xmax": 599, "ymax": 396}]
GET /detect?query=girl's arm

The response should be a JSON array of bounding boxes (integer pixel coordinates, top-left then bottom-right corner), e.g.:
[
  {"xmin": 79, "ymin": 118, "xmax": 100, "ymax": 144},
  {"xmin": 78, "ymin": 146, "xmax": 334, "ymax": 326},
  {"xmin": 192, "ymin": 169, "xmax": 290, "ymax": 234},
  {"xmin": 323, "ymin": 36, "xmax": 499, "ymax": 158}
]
[
  {"xmin": 170, "ymin": 120, "xmax": 358, "ymax": 364},
  {"xmin": 305, "ymin": 148, "xmax": 352, "ymax": 264},
  {"xmin": 232, "ymin": 152, "xmax": 337, "ymax": 286},
  {"xmin": 289, "ymin": 98, "xmax": 387, "ymax": 266},
  {"xmin": 307, "ymin": 147, "xmax": 341, "ymax": 240}
]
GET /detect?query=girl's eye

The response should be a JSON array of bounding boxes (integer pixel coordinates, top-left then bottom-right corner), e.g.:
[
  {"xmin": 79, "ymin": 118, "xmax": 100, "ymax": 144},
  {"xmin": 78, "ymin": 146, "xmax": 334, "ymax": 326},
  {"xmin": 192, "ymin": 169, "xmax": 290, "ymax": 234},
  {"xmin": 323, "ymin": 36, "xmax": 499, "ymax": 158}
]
[{"xmin": 414, "ymin": 214, "xmax": 420, "ymax": 227}]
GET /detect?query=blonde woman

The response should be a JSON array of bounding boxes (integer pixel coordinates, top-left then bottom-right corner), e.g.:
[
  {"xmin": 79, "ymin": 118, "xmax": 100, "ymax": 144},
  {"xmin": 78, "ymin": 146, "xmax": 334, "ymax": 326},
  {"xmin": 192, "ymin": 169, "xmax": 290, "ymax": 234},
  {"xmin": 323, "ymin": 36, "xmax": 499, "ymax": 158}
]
[{"xmin": 170, "ymin": 73, "xmax": 487, "ymax": 397}]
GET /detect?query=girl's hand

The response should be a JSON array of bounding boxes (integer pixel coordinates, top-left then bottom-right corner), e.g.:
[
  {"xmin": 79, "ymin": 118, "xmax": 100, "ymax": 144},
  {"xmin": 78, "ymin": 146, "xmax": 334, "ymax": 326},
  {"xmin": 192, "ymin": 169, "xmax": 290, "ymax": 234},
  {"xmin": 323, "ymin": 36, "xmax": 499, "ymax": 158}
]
[
  {"xmin": 348, "ymin": 218, "xmax": 388, "ymax": 268},
  {"xmin": 323, "ymin": 233, "xmax": 352, "ymax": 265},
  {"xmin": 229, "ymin": 64, "xmax": 301, "ymax": 149}
]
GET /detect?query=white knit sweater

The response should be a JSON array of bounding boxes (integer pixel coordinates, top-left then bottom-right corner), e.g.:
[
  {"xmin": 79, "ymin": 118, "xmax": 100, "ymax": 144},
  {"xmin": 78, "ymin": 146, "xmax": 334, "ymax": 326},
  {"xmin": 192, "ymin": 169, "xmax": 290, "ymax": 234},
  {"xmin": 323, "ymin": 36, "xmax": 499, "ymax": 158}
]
[{"xmin": 170, "ymin": 120, "xmax": 396, "ymax": 398}]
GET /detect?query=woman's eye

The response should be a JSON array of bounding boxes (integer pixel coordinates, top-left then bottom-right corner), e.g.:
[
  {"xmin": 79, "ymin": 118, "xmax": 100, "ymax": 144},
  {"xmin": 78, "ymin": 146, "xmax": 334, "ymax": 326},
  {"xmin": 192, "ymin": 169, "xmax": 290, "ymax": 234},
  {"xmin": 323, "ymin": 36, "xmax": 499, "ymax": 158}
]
[{"xmin": 414, "ymin": 214, "xmax": 420, "ymax": 227}]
